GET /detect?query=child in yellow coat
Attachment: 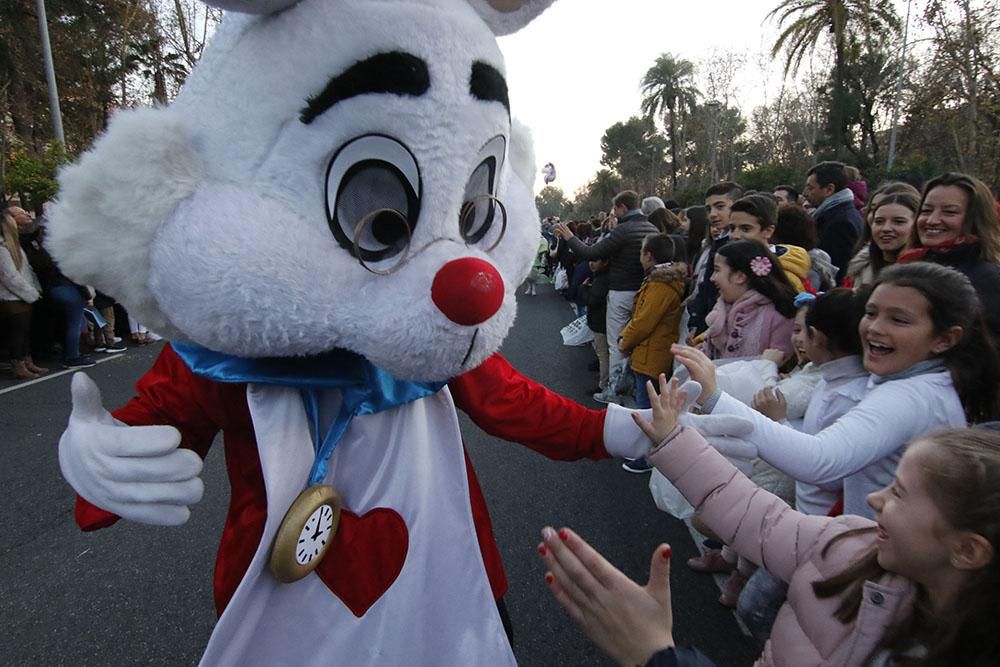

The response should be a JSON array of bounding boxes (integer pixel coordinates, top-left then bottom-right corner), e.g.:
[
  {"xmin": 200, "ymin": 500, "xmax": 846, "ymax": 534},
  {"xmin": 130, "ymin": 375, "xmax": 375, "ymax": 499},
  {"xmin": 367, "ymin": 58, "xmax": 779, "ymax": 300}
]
[{"xmin": 619, "ymin": 233, "xmax": 687, "ymax": 472}]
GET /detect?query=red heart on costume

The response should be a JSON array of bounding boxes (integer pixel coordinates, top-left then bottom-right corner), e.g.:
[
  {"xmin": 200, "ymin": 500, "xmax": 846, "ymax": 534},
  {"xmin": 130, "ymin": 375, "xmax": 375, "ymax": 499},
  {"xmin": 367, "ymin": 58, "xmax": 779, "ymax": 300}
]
[{"xmin": 314, "ymin": 508, "xmax": 409, "ymax": 617}]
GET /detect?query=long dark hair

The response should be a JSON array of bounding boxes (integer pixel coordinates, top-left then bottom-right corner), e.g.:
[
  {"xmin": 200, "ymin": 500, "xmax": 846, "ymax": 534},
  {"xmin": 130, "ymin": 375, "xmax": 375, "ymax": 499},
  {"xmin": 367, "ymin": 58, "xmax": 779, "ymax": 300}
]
[
  {"xmin": 684, "ymin": 205, "xmax": 709, "ymax": 267},
  {"xmin": 716, "ymin": 240, "xmax": 797, "ymax": 317},
  {"xmin": 866, "ymin": 191, "xmax": 920, "ymax": 274},
  {"xmin": 813, "ymin": 428, "xmax": 1000, "ymax": 665},
  {"xmin": 875, "ymin": 263, "xmax": 1000, "ymax": 422},
  {"xmin": 805, "ymin": 288, "xmax": 864, "ymax": 356}
]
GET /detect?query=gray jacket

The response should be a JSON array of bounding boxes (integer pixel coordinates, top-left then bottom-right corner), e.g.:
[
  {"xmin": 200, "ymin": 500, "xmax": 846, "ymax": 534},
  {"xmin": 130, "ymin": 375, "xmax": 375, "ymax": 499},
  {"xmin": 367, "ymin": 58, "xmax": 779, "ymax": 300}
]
[{"xmin": 566, "ymin": 211, "xmax": 658, "ymax": 291}]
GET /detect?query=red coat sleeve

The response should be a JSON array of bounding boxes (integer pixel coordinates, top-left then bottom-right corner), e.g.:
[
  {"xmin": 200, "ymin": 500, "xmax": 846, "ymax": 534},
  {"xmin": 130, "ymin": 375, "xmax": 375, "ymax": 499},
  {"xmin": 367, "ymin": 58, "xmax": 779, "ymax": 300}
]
[{"xmin": 449, "ymin": 353, "xmax": 609, "ymax": 460}]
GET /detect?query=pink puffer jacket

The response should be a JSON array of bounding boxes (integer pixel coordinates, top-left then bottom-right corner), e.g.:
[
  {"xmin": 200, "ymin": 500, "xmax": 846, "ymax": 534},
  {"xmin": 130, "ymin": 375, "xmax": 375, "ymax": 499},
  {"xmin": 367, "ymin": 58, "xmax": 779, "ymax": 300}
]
[{"xmin": 648, "ymin": 427, "xmax": 918, "ymax": 666}]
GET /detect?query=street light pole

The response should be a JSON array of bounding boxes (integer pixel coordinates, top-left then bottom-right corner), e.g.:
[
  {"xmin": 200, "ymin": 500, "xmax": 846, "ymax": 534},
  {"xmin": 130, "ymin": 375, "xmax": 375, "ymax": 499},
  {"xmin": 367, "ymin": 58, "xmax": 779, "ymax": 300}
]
[
  {"xmin": 886, "ymin": 0, "xmax": 912, "ymax": 173},
  {"xmin": 706, "ymin": 100, "xmax": 722, "ymax": 183},
  {"xmin": 36, "ymin": 0, "xmax": 65, "ymax": 145}
]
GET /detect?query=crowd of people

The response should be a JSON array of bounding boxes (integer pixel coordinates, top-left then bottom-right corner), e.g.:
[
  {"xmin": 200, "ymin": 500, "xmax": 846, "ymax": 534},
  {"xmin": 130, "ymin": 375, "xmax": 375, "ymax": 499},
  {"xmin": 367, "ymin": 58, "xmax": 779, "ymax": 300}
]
[
  {"xmin": 0, "ymin": 203, "xmax": 161, "ymax": 379},
  {"xmin": 529, "ymin": 162, "xmax": 1000, "ymax": 666}
]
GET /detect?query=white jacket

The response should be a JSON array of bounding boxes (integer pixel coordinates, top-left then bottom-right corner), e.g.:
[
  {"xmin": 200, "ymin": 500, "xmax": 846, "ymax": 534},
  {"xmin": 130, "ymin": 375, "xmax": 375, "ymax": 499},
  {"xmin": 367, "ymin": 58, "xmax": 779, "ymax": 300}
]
[
  {"xmin": 0, "ymin": 240, "xmax": 41, "ymax": 303},
  {"xmin": 712, "ymin": 368, "xmax": 966, "ymax": 516},
  {"xmin": 795, "ymin": 355, "xmax": 869, "ymax": 515}
]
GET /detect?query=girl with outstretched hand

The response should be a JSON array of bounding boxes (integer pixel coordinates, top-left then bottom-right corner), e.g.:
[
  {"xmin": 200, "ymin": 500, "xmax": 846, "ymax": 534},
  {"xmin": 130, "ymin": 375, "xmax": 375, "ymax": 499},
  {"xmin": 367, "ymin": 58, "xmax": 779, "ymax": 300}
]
[
  {"xmin": 673, "ymin": 262, "xmax": 1000, "ymax": 517},
  {"xmin": 543, "ymin": 377, "xmax": 1000, "ymax": 665}
]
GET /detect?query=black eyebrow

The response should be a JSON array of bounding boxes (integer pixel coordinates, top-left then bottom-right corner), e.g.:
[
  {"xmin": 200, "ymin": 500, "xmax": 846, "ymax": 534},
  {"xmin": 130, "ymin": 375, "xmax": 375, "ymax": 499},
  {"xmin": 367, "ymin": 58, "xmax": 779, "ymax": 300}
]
[
  {"xmin": 300, "ymin": 52, "xmax": 430, "ymax": 125},
  {"xmin": 470, "ymin": 61, "xmax": 509, "ymax": 115}
]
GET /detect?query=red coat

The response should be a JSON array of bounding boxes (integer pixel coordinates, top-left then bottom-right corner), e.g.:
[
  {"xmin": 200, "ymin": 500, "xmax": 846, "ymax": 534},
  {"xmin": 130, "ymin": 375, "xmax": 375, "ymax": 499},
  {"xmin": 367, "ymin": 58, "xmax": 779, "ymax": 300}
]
[{"xmin": 75, "ymin": 344, "xmax": 608, "ymax": 614}]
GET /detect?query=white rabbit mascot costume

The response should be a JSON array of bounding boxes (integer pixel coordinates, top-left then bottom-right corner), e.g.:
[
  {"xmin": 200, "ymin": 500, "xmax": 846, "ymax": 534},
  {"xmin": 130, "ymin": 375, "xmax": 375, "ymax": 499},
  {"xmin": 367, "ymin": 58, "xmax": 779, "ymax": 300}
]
[{"xmin": 46, "ymin": 0, "xmax": 655, "ymax": 663}]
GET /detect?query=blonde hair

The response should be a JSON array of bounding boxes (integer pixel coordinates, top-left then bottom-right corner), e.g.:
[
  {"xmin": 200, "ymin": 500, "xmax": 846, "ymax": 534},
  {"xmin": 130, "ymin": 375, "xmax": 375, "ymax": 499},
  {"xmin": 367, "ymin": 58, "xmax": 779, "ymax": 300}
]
[{"xmin": 1, "ymin": 211, "xmax": 24, "ymax": 272}]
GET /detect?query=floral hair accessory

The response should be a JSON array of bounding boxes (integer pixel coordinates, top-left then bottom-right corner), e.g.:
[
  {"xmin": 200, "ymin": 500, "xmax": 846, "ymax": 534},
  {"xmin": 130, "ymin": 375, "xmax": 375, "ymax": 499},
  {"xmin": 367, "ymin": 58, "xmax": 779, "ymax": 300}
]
[
  {"xmin": 749, "ymin": 256, "xmax": 772, "ymax": 277},
  {"xmin": 793, "ymin": 291, "xmax": 819, "ymax": 308}
]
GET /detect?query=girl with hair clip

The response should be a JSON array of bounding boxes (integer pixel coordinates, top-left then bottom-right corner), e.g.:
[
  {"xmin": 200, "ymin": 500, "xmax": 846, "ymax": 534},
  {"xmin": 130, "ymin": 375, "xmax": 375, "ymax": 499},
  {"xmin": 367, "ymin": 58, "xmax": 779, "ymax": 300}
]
[
  {"xmin": 700, "ymin": 240, "xmax": 797, "ymax": 361},
  {"xmin": 675, "ymin": 262, "xmax": 1000, "ymax": 520},
  {"xmin": 739, "ymin": 288, "xmax": 871, "ymax": 642},
  {"xmin": 538, "ymin": 388, "xmax": 1000, "ymax": 666},
  {"xmin": 897, "ymin": 172, "xmax": 1000, "ymax": 338}
]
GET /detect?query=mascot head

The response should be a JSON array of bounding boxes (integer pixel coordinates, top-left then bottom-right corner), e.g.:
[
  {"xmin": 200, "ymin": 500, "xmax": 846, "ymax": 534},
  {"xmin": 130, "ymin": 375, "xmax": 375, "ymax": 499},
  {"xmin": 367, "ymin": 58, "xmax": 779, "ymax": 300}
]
[{"xmin": 47, "ymin": 0, "xmax": 553, "ymax": 381}]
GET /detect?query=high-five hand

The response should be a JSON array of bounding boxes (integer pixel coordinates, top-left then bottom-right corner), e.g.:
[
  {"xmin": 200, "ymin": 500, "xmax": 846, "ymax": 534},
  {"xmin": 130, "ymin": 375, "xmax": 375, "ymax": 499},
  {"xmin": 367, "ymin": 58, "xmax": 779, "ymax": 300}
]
[
  {"xmin": 670, "ymin": 344, "xmax": 717, "ymax": 404},
  {"xmin": 538, "ymin": 526, "xmax": 674, "ymax": 666},
  {"xmin": 631, "ymin": 374, "xmax": 688, "ymax": 445}
]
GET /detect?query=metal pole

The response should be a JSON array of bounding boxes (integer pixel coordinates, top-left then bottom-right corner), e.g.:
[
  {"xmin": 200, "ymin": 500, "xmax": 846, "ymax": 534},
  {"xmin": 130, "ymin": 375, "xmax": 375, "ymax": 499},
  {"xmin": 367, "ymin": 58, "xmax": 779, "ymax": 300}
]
[
  {"xmin": 886, "ymin": 0, "xmax": 912, "ymax": 173},
  {"xmin": 36, "ymin": 0, "xmax": 65, "ymax": 144}
]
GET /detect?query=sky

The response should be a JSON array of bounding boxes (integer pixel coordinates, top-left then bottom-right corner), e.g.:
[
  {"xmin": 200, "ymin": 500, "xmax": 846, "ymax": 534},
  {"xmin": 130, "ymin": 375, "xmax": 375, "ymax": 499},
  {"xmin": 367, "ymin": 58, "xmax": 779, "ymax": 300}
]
[{"xmin": 496, "ymin": 0, "xmax": 913, "ymax": 197}]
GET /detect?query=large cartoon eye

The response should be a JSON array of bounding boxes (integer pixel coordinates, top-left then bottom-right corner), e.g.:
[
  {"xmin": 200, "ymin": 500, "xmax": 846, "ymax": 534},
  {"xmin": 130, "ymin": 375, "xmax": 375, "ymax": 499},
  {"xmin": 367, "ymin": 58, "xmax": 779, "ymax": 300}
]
[
  {"xmin": 325, "ymin": 135, "xmax": 421, "ymax": 269},
  {"xmin": 460, "ymin": 135, "xmax": 506, "ymax": 250}
]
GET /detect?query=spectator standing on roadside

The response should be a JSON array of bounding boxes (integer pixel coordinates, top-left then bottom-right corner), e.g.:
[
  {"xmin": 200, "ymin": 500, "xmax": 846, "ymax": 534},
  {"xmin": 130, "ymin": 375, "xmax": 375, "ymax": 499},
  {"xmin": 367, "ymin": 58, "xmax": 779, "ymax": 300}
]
[
  {"xmin": 803, "ymin": 162, "xmax": 863, "ymax": 284},
  {"xmin": 553, "ymin": 191, "xmax": 658, "ymax": 404},
  {"xmin": 1, "ymin": 207, "xmax": 48, "ymax": 379},
  {"xmin": 686, "ymin": 182, "xmax": 744, "ymax": 339}
]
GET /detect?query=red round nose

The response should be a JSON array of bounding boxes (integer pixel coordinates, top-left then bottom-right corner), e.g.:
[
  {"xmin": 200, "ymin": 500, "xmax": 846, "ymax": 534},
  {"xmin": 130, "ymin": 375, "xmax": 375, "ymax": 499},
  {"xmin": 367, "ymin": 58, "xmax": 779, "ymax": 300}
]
[{"xmin": 431, "ymin": 258, "xmax": 505, "ymax": 326}]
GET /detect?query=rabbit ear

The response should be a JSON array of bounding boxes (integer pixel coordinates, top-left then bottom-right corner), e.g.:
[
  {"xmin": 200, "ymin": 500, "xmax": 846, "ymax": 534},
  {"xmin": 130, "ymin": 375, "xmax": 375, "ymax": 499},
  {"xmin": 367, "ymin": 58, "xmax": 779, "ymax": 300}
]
[
  {"xmin": 200, "ymin": 0, "xmax": 301, "ymax": 14},
  {"xmin": 465, "ymin": 0, "xmax": 556, "ymax": 35}
]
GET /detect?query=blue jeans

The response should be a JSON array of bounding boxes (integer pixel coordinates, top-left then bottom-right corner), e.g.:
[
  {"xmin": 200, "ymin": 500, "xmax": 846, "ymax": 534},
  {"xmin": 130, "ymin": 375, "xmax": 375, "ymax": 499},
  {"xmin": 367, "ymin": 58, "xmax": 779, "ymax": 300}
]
[
  {"xmin": 49, "ymin": 285, "xmax": 86, "ymax": 361},
  {"xmin": 634, "ymin": 372, "xmax": 656, "ymax": 409},
  {"xmin": 737, "ymin": 567, "xmax": 789, "ymax": 645}
]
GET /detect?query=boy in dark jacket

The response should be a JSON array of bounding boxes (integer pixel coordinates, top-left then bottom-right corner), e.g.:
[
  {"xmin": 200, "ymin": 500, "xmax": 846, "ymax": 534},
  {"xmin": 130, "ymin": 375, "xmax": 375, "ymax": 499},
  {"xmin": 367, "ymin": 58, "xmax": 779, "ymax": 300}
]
[{"xmin": 579, "ymin": 258, "xmax": 610, "ymax": 394}]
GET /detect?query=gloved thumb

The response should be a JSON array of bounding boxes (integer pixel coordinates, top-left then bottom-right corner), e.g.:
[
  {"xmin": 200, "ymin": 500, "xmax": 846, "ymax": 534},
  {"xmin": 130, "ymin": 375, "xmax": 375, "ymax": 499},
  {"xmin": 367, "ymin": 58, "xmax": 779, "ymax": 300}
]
[
  {"xmin": 677, "ymin": 380, "xmax": 701, "ymax": 413},
  {"xmin": 70, "ymin": 372, "xmax": 109, "ymax": 422}
]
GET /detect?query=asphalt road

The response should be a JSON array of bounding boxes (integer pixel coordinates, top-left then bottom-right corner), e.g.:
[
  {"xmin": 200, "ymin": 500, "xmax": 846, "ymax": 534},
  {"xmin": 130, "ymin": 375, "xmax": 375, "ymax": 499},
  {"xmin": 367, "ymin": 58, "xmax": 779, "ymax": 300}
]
[{"xmin": 0, "ymin": 285, "xmax": 758, "ymax": 666}]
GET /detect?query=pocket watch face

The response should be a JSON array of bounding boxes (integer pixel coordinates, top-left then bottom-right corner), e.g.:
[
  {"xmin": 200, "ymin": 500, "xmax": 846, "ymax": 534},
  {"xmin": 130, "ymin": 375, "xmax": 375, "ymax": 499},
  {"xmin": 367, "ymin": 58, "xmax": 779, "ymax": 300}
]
[{"xmin": 297, "ymin": 503, "xmax": 336, "ymax": 565}]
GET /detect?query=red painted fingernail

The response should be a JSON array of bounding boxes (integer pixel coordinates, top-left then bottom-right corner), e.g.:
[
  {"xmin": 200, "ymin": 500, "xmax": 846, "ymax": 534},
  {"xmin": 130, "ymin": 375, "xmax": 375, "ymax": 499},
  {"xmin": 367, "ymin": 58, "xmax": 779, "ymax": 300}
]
[
  {"xmin": 662, "ymin": 546, "xmax": 672, "ymax": 560},
  {"xmin": 538, "ymin": 544, "xmax": 548, "ymax": 556},
  {"xmin": 545, "ymin": 573, "xmax": 554, "ymax": 584},
  {"xmin": 558, "ymin": 529, "xmax": 569, "ymax": 541}
]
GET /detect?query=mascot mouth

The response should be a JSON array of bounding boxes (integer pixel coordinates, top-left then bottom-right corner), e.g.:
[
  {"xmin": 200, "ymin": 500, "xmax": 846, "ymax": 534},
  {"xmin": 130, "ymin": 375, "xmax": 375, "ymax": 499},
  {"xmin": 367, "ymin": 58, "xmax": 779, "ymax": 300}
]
[{"xmin": 460, "ymin": 329, "xmax": 479, "ymax": 368}]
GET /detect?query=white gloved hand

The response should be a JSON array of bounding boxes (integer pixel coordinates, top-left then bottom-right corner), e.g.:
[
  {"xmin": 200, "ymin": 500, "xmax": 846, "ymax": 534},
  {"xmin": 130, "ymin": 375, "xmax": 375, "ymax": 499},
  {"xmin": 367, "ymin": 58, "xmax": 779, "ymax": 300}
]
[
  {"xmin": 603, "ymin": 380, "xmax": 702, "ymax": 459},
  {"xmin": 58, "ymin": 373, "xmax": 204, "ymax": 526},
  {"xmin": 679, "ymin": 412, "xmax": 757, "ymax": 476}
]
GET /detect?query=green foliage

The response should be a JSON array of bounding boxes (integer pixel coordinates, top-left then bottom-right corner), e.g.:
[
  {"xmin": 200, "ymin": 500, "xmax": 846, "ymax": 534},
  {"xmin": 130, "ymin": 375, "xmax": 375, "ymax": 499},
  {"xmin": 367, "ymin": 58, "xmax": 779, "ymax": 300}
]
[
  {"xmin": 600, "ymin": 116, "xmax": 668, "ymax": 195},
  {"xmin": 738, "ymin": 163, "xmax": 801, "ymax": 193},
  {"xmin": 4, "ymin": 142, "xmax": 68, "ymax": 211},
  {"xmin": 534, "ymin": 185, "xmax": 570, "ymax": 219}
]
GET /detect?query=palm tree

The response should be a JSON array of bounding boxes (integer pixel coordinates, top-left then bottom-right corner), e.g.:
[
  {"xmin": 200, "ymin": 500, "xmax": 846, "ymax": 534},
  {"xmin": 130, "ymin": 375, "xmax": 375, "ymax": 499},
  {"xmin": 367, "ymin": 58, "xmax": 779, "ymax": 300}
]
[
  {"xmin": 640, "ymin": 54, "xmax": 699, "ymax": 189},
  {"xmin": 767, "ymin": 0, "xmax": 900, "ymax": 158}
]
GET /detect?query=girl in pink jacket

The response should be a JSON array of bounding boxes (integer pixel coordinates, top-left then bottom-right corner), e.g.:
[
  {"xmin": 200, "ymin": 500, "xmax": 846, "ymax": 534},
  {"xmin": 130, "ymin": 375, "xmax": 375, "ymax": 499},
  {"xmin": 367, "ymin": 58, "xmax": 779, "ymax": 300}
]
[
  {"xmin": 538, "ymin": 379, "xmax": 1000, "ymax": 666},
  {"xmin": 701, "ymin": 240, "xmax": 797, "ymax": 361}
]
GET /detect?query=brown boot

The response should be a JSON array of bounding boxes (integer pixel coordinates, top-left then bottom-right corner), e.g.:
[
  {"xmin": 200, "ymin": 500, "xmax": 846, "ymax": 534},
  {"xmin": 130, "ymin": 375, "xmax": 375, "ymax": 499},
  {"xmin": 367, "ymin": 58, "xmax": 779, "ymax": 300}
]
[
  {"xmin": 12, "ymin": 360, "xmax": 39, "ymax": 380},
  {"xmin": 25, "ymin": 357, "xmax": 49, "ymax": 375}
]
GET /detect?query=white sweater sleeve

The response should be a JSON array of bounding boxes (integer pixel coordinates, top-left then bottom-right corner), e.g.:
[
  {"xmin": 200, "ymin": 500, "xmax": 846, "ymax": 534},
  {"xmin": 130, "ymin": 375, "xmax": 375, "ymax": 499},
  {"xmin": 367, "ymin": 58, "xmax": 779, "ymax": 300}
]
[
  {"xmin": 0, "ymin": 247, "xmax": 40, "ymax": 303},
  {"xmin": 712, "ymin": 375, "xmax": 963, "ymax": 486}
]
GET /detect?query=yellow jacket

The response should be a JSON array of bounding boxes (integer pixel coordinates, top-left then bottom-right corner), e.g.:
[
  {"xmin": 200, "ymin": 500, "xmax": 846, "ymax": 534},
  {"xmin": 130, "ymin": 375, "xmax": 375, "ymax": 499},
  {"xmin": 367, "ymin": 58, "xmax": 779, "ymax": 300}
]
[
  {"xmin": 620, "ymin": 263, "xmax": 687, "ymax": 377},
  {"xmin": 775, "ymin": 244, "xmax": 810, "ymax": 293}
]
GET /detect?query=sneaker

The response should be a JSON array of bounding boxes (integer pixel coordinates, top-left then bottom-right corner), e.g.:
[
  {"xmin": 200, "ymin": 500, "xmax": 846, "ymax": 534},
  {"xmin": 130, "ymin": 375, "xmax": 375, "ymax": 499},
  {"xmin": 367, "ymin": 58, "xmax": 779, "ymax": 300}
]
[
  {"xmin": 146, "ymin": 332, "xmax": 163, "ymax": 342},
  {"xmin": 64, "ymin": 355, "xmax": 97, "ymax": 369},
  {"xmin": 102, "ymin": 344, "xmax": 127, "ymax": 353},
  {"xmin": 687, "ymin": 548, "xmax": 737, "ymax": 574},
  {"xmin": 622, "ymin": 457, "xmax": 653, "ymax": 474},
  {"xmin": 719, "ymin": 571, "xmax": 749, "ymax": 608},
  {"xmin": 111, "ymin": 336, "xmax": 123, "ymax": 344},
  {"xmin": 592, "ymin": 388, "xmax": 623, "ymax": 405},
  {"xmin": 93, "ymin": 346, "xmax": 107, "ymax": 352}
]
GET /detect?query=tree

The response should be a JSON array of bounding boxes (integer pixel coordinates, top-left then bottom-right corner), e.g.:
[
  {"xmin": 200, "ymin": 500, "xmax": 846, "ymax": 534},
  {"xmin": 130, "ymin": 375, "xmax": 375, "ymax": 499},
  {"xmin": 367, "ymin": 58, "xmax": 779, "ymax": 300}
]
[
  {"xmin": 640, "ymin": 54, "xmax": 699, "ymax": 189},
  {"xmin": 599, "ymin": 116, "xmax": 668, "ymax": 195},
  {"xmin": 767, "ymin": 0, "xmax": 900, "ymax": 158},
  {"xmin": 534, "ymin": 185, "xmax": 570, "ymax": 219},
  {"xmin": 569, "ymin": 169, "xmax": 622, "ymax": 218}
]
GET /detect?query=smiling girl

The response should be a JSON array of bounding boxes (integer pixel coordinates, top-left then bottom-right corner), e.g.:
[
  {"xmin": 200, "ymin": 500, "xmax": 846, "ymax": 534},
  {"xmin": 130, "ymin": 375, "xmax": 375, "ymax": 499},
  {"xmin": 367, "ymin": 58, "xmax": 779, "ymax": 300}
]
[
  {"xmin": 700, "ymin": 240, "xmax": 797, "ymax": 360},
  {"xmin": 847, "ymin": 186, "xmax": 920, "ymax": 287},
  {"xmin": 898, "ymin": 173, "xmax": 1000, "ymax": 337},
  {"xmin": 539, "ymin": 385, "xmax": 1000, "ymax": 666},
  {"xmin": 675, "ymin": 262, "xmax": 1000, "ymax": 517}
]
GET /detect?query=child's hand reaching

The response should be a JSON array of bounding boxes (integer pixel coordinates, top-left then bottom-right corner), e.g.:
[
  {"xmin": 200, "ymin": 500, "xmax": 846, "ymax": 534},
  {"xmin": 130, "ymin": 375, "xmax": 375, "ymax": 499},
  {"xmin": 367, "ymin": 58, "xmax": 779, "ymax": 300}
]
[
  {"xmin": 671, "ymin": 344, "xmax": 717, "ymax": 404},
  {"xmin": 752, "ymin": 386, "xmax": 787, "ymax": 422},
  {"xmin": 631, "ymin": 374, "xmax": 687, "ymax": 445}
]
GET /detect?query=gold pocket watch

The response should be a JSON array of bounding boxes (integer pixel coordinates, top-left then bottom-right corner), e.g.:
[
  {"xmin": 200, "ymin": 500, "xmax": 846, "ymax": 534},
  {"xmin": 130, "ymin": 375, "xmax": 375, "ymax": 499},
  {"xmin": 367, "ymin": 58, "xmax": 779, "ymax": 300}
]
[{"xmin": 269, "ymin": 484, "xmax": 341, "ymax": 583}]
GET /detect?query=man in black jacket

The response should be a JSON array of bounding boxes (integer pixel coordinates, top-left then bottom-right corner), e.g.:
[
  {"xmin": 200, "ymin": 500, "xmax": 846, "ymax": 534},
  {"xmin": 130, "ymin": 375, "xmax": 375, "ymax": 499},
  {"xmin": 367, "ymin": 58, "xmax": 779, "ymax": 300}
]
[
  {"xmin": 803, "ymin": 161, "xmax": 863, "ymax": 284},
  {"xmin": 553, "ymin": 190, "xmax": 657, "ymax": 404}
]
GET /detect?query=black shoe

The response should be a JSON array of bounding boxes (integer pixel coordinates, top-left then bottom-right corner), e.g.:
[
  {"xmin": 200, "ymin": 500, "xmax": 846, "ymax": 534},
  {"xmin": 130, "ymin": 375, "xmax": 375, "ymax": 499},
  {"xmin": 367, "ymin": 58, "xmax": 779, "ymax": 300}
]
[
  {"xmin": 622, "ymin": 457, "xmax": 653, "ymax": 474},
  {"xmin": 64, "ymin": 355, "xmax": 97, "ymax": 369},
  {"xmin": 102, "ymin": 344, "xmax": 127, "ymax": 353}
]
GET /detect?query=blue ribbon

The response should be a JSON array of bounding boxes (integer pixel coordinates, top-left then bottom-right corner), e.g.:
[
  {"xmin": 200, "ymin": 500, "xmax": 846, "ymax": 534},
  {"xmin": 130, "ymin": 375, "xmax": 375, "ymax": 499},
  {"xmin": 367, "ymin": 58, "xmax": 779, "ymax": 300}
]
[{"xmin": 172, "ymin": 342, "xmax": 445, "ymax": 484}]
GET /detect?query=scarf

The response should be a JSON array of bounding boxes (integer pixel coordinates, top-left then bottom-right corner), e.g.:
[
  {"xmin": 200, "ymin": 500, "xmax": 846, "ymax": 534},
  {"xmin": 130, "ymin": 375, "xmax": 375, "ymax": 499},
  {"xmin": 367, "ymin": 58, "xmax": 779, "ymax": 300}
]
[
  {"xmin": 870, "ymin": 358, "xmax": 947, "ymax": 387},
  {"xmin": 897, "ymin": 235, "xmax": 981, "ymax": 264},
  {"xmin": 814, "ymin": 188, "xmax": 856, "ymax": 219},
  {"xmin": 704, "ymin": 289, "xmax": 773, "ymax": 357},
  {"xmin": 173, "ymin": 342, "xmax": 445, "ymax": 484}
]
